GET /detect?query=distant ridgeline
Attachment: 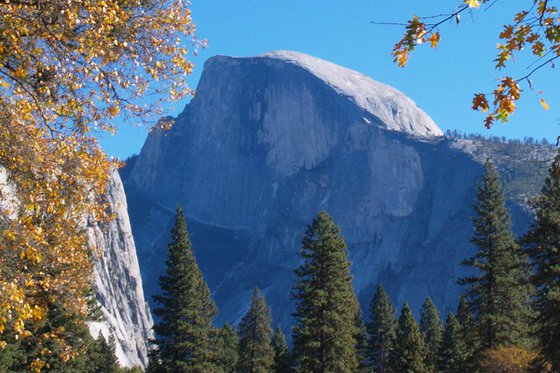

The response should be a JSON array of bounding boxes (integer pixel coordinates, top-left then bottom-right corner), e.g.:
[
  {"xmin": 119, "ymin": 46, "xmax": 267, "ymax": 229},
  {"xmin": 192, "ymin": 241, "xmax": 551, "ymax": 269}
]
[{"xmin": 444, "ymin": 131, "xmax": 556, "ymax": 206}]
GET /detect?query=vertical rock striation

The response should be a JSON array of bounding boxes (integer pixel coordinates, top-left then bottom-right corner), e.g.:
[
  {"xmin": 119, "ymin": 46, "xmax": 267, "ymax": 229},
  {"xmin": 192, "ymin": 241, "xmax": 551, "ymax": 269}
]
[
  {"xmin": 88, "ymin": 170, "xmax": 154, "ymax": 369},
  {"xmin": 123, "ymin": 51, "xmax": 533, "ymax": 333}
]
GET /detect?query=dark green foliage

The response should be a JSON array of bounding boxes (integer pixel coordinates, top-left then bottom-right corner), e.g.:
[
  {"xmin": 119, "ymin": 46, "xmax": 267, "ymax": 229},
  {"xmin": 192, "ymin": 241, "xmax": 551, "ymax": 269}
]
[
  {"xmin": 437, "ymin": 313, "xmax": 469, "ymax": 373},
  {"xmin": 0, "ymin": 339, "xmax": 26, "ymax": 372},
  {"xmin": 271, "ymin": 327, "xmax": 292, "ymax": 373},
  {"xmin": 291, "ymin": 211, "xmax": 360, "ymax": 373},
  {"xmin": 146, "ymin": 347, "xmax": 164, "ymax": 373},
  {"xmin": 419, "ymin": 297, "xmax": 443, "ymax": 372},
  {"xmin": 152, "ymin": 208, "xmax": 219, "ymax": 372},
  {"xmin": 366, "ymin": 284, "xmax": 396, "ymax": 373},
  {"xmin": 455, "ymin": 297, "xmax": 480, "ymax": 372},
  {"xmin": 237, "ymin": 288, "xmax": 274, "ymax": 373},
  {"xmin": 95, "ymin": 334, "xmax": 120, "ymax": 373},
  {"xmin": 522, "ymin": 151, "xmax": 560, "ymax": 371},
  {"xmin": 215, "ymin": 323, "xmax": 239, "ymax": 373},
  {"xmin": 0, "ymin": 277, "xmax": 106, "ymax": 372},
  {"xmin": 459, "ymin": 159, "xmax": 532, "ymax": 349},
  {"xmin": 387, "ymin": 303, "xmax": 427, "ymax": 373}
]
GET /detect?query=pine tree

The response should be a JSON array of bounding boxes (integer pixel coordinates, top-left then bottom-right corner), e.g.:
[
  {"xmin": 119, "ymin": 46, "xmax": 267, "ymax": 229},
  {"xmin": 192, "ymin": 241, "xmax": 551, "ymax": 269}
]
[
  {"xmin": 95, "ymin": 334, "xmax": 120, "ymax": 373},
  {"xmin": 387, "ymin": 303, "xmax": 427, "ymax": 373},
  {"xmin": 366, "ymin": 284, "xmax": 396, "ymax": 373},
  {"xmin": 215, "ymin": 323, "xmax": 239, "ymax": 373},
  {"xmin": 437, "ymin": 313, "xmax": 469, "ymax": 373},
  {"xmin": 152, "ymin": 208, "xmax": 219, "ymax": 372},
  {"xmin": 146, "ymin": 347, "xmax": 164, "ymax": 373},
  {"xmin": 455, "ymin": 297, "xmax": 480, "ymax": 372},
  {"xmin": 271, "ymin": 327, "xmax": 292, "ymax": 373},
  {"xmin": 237, "ymin": 288, "xmax": 275, "ymax": 373},
  {"xmin": 291, "ymin": 211, "xmax": 360, "ymax": 373},
  {"xmin": 459, "ymin": 159, "xmax": 532, "ymax": 349},
  {"xmin": 419, "ymin": 297, "xmax": 443, "ymax": 372},
  {"xmin": 521, "ymin": 151, "xmax": 560, "ymax": 371}
]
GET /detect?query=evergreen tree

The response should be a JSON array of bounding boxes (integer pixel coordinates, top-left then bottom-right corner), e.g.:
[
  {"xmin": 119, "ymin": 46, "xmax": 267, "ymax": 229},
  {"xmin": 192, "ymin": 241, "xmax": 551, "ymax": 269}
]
[
  {"xmin": 152, "ymin": 208, "xmax": 219, "ymax": 372},
  {"xmin": 0, "ymin": 339, "xmax": 26, "ymax": 373},
  {"xmin": 95, "ymin": 334, "xmax": 120, "ymax": 373},
  {"xmin": 237, "ymin": 288, "xmax": 275, "ymax": 373},
  {"xmin": 215, "ymin": 323, "xmax": 239, "ymax": 373},
  {"xmin": 271, "ymin": 327, "xmax": 292, "ymax": 373},
  {"xmin": 437, "ymin": 313, "xmax": 469, "ymax": 373},
  {"xmin": 146, "ymin": 347, "xmax": 164, "ymax": 373},
  {"xmin": 455, "ymin": 297, "xmax": 480, "ymax": 372},
  {"xmin": 459, "ymin": 159, "xmax": 532, "ymax": 349},
  {"xmin": 291, "ymin": 211, "xmax": 360, "ymax": 373},
  {"xmin": 521, "ymin": 151, "xmax": 560, "ymax": 371},
  {"xmin": 366, "ymin": 284, "xmax": 396, "ymax": 373},
  {"xmin": 419, "ymin": 297, "xmax": 443, "ymax": 372},
  {"xmin": 387, "ymin": 303, "xmax": 427, "ymax": 373}
]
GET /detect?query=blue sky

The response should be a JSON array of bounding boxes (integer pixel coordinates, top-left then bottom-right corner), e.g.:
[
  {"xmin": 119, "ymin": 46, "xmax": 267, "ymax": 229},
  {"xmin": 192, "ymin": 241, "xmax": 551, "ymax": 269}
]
[{"xmin": 101, "ymin": 0, "xmax": 560, "ymax": 159}]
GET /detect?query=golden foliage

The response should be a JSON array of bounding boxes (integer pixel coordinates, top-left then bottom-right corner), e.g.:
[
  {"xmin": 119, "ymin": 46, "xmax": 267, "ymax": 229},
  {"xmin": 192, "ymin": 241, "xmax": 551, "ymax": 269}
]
[
  {"xmin": 0, "ymin": 0, "xmax": 199, "ymax": 370},
  {"xmin": 393, "ymin": 0, "xmax": 560, "ymax": 127},
  {"xmin": 479, "ymin": 346, "xmax": 538, "ymax": 373}
]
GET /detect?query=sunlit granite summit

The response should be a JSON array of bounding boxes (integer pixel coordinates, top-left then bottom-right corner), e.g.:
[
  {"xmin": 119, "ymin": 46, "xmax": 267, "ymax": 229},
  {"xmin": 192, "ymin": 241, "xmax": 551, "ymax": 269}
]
[{"xmin": 122, "ymin": 51, "xmax": 531, "ymax": 330}]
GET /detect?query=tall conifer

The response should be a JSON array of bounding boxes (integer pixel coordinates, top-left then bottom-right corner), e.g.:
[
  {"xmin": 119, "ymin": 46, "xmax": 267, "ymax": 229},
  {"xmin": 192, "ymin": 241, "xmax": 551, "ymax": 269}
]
[
  {"xmin": 271, "ymin": 327, "xmax": 291, "ymax": 373},
  {"xmin": 419, "ymin": 297, "xmax": 443, "ymax": 372},
  {"xmin": 437, "ymin": 313, "xmax": 469, "ymax": 373},
  {"xmin": 237, "ymin": 288, "xmax": 275, "ymax": 373},
  {"xmin": 522, "ymin": 152, "xmax": 560, "ymax": 371},
  {"xmin": 366, "ymin": 284, "xmax": 396, "ymax": 373},
  {"xmin": 387, "ymin": 303, "xmax": 427, "ymax": 373},
  {"xmin": 455, "ymin": 297, "xmax": 480, "ymax": 372},
  {"xmin": 459, "ymin": 159, "xmax": 532, "ymax": 349},
  {"xmin": 215, "ymin": 323, "xmax": 239, "ymax": 373},
  {"xmin": 152, "ymin": 208, "xmax": 218, "ymax": 372},
  {"xmin": 291, "ymin": 211, "xmax": 360, "ymax": 373}
]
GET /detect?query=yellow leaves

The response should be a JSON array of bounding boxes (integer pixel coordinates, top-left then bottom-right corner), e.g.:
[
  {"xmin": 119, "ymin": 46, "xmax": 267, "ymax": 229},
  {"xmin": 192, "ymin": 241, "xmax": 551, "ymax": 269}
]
[
  {"xmin": 428, "ymin": 32, "xmax": 440, "ymax": 48},
  {"xmin": 540, "ymin": 98, "xmax": 549, "ymax": 110},
  {"xmin": 108, "ymin": 105, "xmax": 120, "ymax": 117},
  {"xmin": 465, "ymin": 0, "xmax": 480, "ymax": 8},
  {"xmin": 393, "ymin": 1, "xmax": 560, "ymax": 128},
  {"xmin": 0, "ymin": 0, "xmax": 200, "ymax": 368},
  {"xmin": 393, "ymin": 48, "xmax": 410, "ymax": 68}
]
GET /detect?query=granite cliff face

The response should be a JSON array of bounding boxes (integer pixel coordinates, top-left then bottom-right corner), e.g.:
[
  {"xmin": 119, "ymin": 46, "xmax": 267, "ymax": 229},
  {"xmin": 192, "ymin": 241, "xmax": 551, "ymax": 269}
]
[
  {"xmin": 123, "ymin": 51, "xmax": 533, "ymax": 330},
  {"xmin": 88, "ymin": 171, "xmax": 154, "ymax": 368},
  {"xmin": 1, "ymin": 167, "xmax": 153, "ymax": 368}
]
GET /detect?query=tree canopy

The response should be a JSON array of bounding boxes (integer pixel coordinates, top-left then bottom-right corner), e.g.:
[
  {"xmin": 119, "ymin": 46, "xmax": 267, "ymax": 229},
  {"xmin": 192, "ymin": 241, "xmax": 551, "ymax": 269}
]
[
  {"xmin": 0, "ymin": 0, "xmax": 199, "ymax": 370},
  {"xmin": 392, "ymin": 0, "xmax": 559, "ymax": 127}
]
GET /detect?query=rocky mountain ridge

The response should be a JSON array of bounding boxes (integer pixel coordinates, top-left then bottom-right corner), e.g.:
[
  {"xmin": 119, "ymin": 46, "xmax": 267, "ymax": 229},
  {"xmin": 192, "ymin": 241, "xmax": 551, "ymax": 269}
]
[{"xmin": 122, "ymin": 51, "xmax": 543, "ymax": 334}]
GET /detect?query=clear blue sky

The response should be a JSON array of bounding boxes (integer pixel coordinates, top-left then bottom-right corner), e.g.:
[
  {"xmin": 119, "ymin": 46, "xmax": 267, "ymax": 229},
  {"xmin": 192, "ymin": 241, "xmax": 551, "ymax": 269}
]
[{"xmin": 100, "ymin": 0, "xmax": 560, "ymax": 159}]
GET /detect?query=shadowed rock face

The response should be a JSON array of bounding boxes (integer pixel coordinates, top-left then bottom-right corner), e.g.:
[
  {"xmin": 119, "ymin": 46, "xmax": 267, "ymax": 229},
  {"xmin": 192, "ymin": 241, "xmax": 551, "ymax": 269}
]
[{"xmin": 123, "ymin": 51, "xmax": 532, "ymax": 332}]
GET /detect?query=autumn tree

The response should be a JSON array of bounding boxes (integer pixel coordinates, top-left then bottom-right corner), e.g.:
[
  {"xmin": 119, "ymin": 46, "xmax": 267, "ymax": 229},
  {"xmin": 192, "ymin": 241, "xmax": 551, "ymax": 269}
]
[
  {"xmin": 366, "ymin": 284, "xmax": 396, "ymax": 373},
  {"xmin": 459, "ymin": 159, "xmax": 532, "ymax": 350},
  {"xmin": 479, "ymin": 346, "xmax": 537, "ymax": 373},
  {"xmin": 390, "ymin": 0, "xmax": 559, "ymax": 127},
  {"xmin": 152, "ymin": 208, "xmax": 219, "ymax": 372},
  {"xmin": 291, "ymin": 211, "xmax": 360, "ymax": 373},
  {"xmin": 522, "ymin": 151, "xmax": 560, "ymax": 371},
  {"xmin": 0, "ymin": 0, "xmax": 200, "ymax": 370}
]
